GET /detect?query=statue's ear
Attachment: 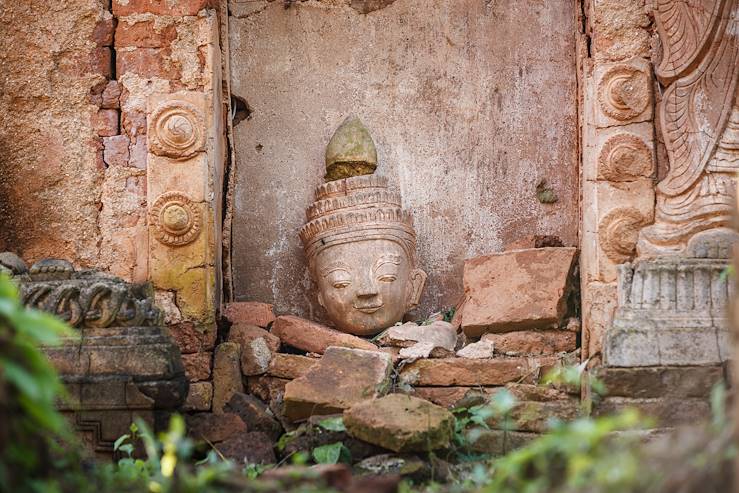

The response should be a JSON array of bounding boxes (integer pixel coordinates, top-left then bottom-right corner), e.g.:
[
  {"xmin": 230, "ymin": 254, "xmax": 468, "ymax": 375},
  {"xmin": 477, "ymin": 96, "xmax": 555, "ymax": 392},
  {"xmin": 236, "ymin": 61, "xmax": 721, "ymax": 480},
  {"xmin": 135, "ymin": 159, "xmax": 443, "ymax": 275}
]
[
  {"xmin": 407, "ymin": 269, "xmax": 427, "ymax": 310},
  {"xmin": 317, "ymin": 290, "xmax": 326, "ymax": 308}
]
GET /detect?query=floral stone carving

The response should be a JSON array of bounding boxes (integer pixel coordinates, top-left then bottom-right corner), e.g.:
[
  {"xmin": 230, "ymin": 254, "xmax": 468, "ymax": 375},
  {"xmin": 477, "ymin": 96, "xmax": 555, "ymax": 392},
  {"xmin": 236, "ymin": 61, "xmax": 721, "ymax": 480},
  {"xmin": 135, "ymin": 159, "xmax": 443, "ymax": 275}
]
[
  {"xmin": 300, "ymin": 119, "xmax": 426, "ymax": 336},
  {"xmin": 598, "ymin": 207, "xmax": 649, "ymax": 263},
  {"xmin": 597, "ymin": 65, "xmax": 651, "ymax": 122},
  {"xmin": 150, "ymin": 191, "xmax": 202, "ymax": 247},
  {"xmin": 598, "ymin": 133, "xmax": 654, "ymax": 181},
  {"xmin": 148, "ymin": 100, "xmax": 205, "ymax": 160},
  {"xmin": 638, "ymin": 0, "xmax": 739, "ymax": 257}
]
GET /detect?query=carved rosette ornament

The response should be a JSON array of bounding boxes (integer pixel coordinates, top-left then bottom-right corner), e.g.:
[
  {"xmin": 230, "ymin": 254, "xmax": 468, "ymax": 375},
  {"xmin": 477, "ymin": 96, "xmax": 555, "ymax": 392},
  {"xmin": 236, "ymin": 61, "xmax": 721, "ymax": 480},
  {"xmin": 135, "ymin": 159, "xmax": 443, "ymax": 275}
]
[
  {"xmin": 300, "ymin": 117, "xmax": 426, "ymax": 336},
  {"xmin": 150, "ymin": 191, "xmax": 202, "ymax": 247},
  {"xmin": 598, "ymin": 133, "xmax": 654, "ymax": 181},
  {"xmin": 598, "ymin": 208, "xmax": 649, "ymax": 263},
  {"xmin": 638, "ymin": 0, "xmax": 739, "ymax": 257},
  {"xmin": 597, "ymin": 66, "xmax": 651, "ymax": 121},
  {"xmin": 148, "ymin": 100, "xmax": 205, "ymax": 160}
]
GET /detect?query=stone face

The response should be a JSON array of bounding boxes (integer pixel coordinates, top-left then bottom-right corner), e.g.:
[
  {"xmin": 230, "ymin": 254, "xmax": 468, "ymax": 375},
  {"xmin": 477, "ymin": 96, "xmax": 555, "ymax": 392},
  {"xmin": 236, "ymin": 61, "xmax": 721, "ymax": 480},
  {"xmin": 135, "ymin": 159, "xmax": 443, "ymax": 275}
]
[
  {"xmin": 300, "ymin": 175, "xmax": 427, "ymax": 336},
  {"xmin": 225, "ymin": 393, "xmax": 282, "ymax": 440},
  {"xmin": 218, "ymin": 431, "xmax": 276, "ymax": 465},
  {"xmin": 344, "ymin": 394, "xmax": 454, "ymax": 452},
  {"xmin": 283, "ymin": 347, "xmax": 393, "ymax": 422},
  {"xmin": 461, "ymin": 247, "xmax": 577, "ymax": 337},
  {"xmin": 378, "ymin": 321, "xmax": 457, "ymax": 356},
  {"xmin": 229, "ymin": 0, "xmax": 579, "ymax": 321},
  {"xmin": 183, "ymin": 382, "xmax": 213, "ymax": 412},
  {"xmin": 228, "ymin": 324, "xmax": 280, "ymax": 376},
  {"xmin": 271, "ymin": 315, "xmax": 378, "ymax": 354},
  {"xmin": 399, "ymin": 357, "xmax": 557, "ymax": 387},
  {"xmin": 212, "ymin": 343, "xmax": 244, "ymax": 413},
  {"xmin": 224, "ymin": 301, "xmax": 276, "ymax": 328},
  {"xmin": 593, "ymin": 366, "xmax": 725, "ymax": 399},
  {"xmin": 481, "ymin": 330, "xmax": 577, "ymax": 356},
  {"xmin": 187, "ymin": 413, "xmax": 247, "ymax": 443},
  {"xmin": 268, "ymin": 353, "xmax": 318, "ymax": 379}
]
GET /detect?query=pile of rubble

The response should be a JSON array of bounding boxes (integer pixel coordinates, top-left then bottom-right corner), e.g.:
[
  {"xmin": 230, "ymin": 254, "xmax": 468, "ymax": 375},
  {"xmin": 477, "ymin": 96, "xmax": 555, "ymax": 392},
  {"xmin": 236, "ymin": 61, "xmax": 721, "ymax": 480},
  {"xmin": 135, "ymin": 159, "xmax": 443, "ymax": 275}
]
[{"xmin": 182, "ymin": 247, "xmax": 584, "ymax": 467}]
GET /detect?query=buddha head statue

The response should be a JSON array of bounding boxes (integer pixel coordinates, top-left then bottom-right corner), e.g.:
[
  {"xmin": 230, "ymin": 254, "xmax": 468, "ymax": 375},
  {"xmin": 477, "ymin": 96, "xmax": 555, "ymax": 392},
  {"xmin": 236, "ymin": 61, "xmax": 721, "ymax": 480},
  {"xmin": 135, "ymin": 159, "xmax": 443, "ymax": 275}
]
[{"xmin": 299, "ymin": 117, "xmax": 426, "ymax": 336}]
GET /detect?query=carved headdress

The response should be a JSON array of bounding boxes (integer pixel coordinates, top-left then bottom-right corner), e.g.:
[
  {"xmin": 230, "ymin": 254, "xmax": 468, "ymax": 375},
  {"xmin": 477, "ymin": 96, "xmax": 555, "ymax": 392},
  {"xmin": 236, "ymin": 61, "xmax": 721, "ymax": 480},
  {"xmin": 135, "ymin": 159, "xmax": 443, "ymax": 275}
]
[{"xmin": 299, "ymin": 174, "xmax": 418, "ymax": 265}]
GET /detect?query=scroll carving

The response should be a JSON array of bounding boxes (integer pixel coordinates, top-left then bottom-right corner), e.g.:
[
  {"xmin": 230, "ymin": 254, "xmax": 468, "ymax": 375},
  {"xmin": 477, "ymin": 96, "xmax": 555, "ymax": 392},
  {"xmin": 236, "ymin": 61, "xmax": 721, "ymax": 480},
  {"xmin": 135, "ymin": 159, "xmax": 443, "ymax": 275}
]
[
  {"xmin": 597, "ymin": 65, "xmax": 651, "ymax": 122},
  {"xmin": 599, "ymin": 207, "xmax": 649, "ymax": 263},
  {"xmin": 148, "ymin": 100, "xmax": 205, "ymax": 160},
  {"xmin": 638, "ymin": 0, "xmax": 739, "ymax": 257},
  {"xmin": 598, "ymin": 133, "xmax": 654, "ymax": 181}
]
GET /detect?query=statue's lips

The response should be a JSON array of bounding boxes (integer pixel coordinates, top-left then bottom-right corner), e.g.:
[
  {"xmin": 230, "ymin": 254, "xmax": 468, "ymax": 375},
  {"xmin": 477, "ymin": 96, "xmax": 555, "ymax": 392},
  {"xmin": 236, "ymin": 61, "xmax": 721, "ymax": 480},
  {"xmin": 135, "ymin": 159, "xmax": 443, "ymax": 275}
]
[{"xmin": 354, "ymin": 304, "xmax": 383, "ymax": 314}]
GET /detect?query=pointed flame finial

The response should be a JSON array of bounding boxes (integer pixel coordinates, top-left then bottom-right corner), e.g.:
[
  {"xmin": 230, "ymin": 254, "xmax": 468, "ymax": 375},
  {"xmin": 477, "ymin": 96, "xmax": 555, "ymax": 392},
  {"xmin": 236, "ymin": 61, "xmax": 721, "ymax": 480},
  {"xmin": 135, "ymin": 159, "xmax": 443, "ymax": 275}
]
[{"xmin": 324, "ymin": 115, "xmax": 378, "ymax": 181}]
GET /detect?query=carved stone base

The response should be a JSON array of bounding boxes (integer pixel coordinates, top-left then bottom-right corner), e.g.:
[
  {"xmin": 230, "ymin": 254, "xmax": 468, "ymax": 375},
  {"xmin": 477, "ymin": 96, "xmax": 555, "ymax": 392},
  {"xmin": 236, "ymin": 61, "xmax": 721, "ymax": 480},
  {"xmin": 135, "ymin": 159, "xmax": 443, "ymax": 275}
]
[{"xmin": 604, "ymin": 255, "xmax": 733, "ymax": 367}]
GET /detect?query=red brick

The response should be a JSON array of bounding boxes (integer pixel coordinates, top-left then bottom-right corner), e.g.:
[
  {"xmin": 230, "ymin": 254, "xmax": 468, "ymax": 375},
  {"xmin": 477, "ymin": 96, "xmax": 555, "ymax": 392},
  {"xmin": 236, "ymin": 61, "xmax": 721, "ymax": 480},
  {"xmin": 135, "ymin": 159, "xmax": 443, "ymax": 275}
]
[
  {"xmin": 115, "ymin": 20, "xmax": 177, "ymax": 48},
  {"xmin": 102, "ymin": 135, "xmax": 130, "ymax": 167},
  {"xmin": 94, "ymin": 109, "xmax": 119, "ymax": 137},
  {"xmin": 167, "ymin": 322, "xmax": 216, "ymax": 354},
  {"xmin": 121, "ymin": 109, "xmax": 146, "ymax": 138},
  {"xmin": 64, "ymin": 47, "xmax": 112, "ymax": 78},
  {"xmin": 92, "ymin": 14, "xmax": 114, "ymax": 47},
  {"xmin": 116, "ymin": 48, "xmax": 179, "ymax": 79},
  {"xmin": 223, "ymin": 301, "xmax": 275, "ymax": 328},
  {"xmin": 128, "ymin": 137, "xmax": 148, "ymax": 170},
  {"xmin": 182, "ymin": 351, "xmax": 212, "ymax": 382},
  {"xmin": 398, "ymin": 356, "xmax": 559, "ymax": 387},
  {"xmin": 101, "ymin": 80, "xmax": 121, "ymax": 109},
  {"xmin": 482, "ymin": 330, "xmax": 577, "ymax": 356},
  {"xmin": 271, "ymin": 315, "xmax": 378, "ymax": 354},
  {"xmin": 186, "ymin": 412, "xmax": 246, "ymax": 443},
  {"xmin": 228, "ymin": 324, "xmax": 280, "ymax": 375},
  {"xmin": 112, "ymin": 0, "xmax": 215, "ymax": 16},
  {"xmin": 461, "ymin": 247, "xmax": 577, "ymax": 337},
  {"xmin": 268, "ymin": 353, "xmax": 317, "ymax": 380}
]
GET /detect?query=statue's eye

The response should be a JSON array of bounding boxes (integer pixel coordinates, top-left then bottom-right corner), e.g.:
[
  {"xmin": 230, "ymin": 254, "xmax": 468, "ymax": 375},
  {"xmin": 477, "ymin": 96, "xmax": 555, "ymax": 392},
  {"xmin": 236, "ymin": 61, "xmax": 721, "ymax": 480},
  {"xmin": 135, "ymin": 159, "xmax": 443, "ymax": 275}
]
[
  {"xmin": 333, "ymin": 281, "xmax": 351, "ymax": 289},
  {"xmin": 377, "ymin": 275, "xmax": 396, "ymax": 283}
]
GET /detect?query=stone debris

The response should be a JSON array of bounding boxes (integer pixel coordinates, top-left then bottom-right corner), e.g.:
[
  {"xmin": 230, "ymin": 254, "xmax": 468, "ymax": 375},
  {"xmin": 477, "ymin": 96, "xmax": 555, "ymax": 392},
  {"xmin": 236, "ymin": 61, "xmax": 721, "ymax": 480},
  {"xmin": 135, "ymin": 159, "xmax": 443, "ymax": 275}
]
[
  {"xmin": 399, "ymin": 356, "xmax": 558, "ymax": 387},
  {"xmin": 271, "ymin": 315, "xmax": 378, "ymax": 354},
  {"xmin": 212, "ymin": 342, "xmax": 244, "ymax": 413},
  {"xmin": 377, "ymin": 321, "xmax": 457, "ymax": 357},
  {"xmin": 217, "ymin": 431, "xmax": 276, "ymax": 465},
  {"xmin": 228, "ymin": 324, "xmax": 280, "ymax": 375},
  {"xmin": 398, "ymin": 341, "xmax": 436, "ymax": 359},
  {"xmin": 481, "ymin": 330, "xmax": 577, "ymax": 356},
  {"xmin": 181, "ymin": 351, "xmax": 212, "ymax": 382},
  {"xmin": 267, "ymin": 353, "xmax": 318, "ymax": 379},
  {"xmin": 186, "ymin": 412, "xmax": 247, "ymax": 444},
  {"xmin": 225, "ymin": 392, "xmax": 283, "ymax": 440},
  {"xmin": 409, "ymin": 387, "xmax": 494, "ymax": 409},
  {"xmin": 456, "ymin": 339, "xmax": 495, "ymax": 359},
  {"xmin": 283, "ymin": 347, "xmax": 393, "ymax": 421},
  {"xmin": 183, "ymin": 381, "xmax": 213, "ymax": 412},
  {"xmin": 461, "ymin": 247, "xmax": 577, "ymax": 337},
  {"xmin": 344, "ymin": 394, "xmax": 455, "ymax": 452},
  {"xmin": 223, "ymin": 301, "xmax": 276, "ymax": 328}
]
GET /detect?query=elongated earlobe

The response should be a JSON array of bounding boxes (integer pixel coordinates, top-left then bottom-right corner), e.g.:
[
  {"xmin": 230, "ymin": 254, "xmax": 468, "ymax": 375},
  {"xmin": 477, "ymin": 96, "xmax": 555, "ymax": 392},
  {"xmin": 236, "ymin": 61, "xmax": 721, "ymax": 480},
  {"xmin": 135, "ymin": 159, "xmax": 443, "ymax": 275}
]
[{"xmin": 407, "ymin": 269, "xmax": 427, "ymax": 310}]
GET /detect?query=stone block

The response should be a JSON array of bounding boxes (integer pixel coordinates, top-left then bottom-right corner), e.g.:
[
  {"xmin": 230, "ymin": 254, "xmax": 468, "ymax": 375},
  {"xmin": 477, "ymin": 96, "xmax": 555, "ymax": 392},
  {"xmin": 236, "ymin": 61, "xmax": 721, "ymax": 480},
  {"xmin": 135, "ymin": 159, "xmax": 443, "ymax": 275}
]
[
  {"xmin": 181, "ymin": 351, "xmax": 212, "ymax": 382},
  {"xmin": 183, "ymin": 382, "xmax": 213, "ymax": 411},
  {"xmin": 228, "ymin": 324, "xmax": 280, "ymax": 376},
  {"xmin": 461, "ymin": 247, "xmax": 577, "ymax": 337},
  {"xmin": 225, "ymin": 392, "xmax": 282, "ymax": 440},
  {"xmin": 101, "ymin": 80, "xmax": 121, "ymax": 109},
  {"xmin": 283, "ymin": 347, "xmax": 393, "ymax": 422},
  {"xmin": 94, "ymin": 109, "xmax": 119, "ymax": 137},
  {"xmin": 409, "ymin": 387, "xmax": 495, "ymax": 409},
  {"xmin": 167, "ymin": 322, "xmax": 216, "ymax": 354},
  {"xmin": 246, "ymin": 376, "xmax": 289, "ymax": 403},
  {"xmin": 115, "ymin": 20, "xmax": 177, "ymax": 49},
  {"xmin": 592, "ymin": 366, "xmax": 725, "ymax": 399},
  {"xmin": 271, "ymin": 315, "xmax": 378, "ymax": 354},
  {"xmin": 116, "ymin": 48, "xmax": 180, "ymax": 80},
  {"xmin": 267, "ymin": 353, "xmax": 317, "ymax": 380},
  {"xmin": 92, "ymin": 13, "xmax": 114, "ymax": 47},
  {"xmin": 186, "ymin": 412, "xmax": 246, "ymax": 443},
  {"xmin": 467, "ymin": 429, "xmax": 539, "ymax": 456},
  {"xmin": 112, "ymin": 0, "xmax": 215, "ymax": 16},
  {"xmin": 456, "ymin": 339, "xmax": 495, "ymax": 359},
  {"xmin": 224, "ymin": 301, "xmax": 276, "ymax": 328},
  {"xmin": 593, "ymin": 397, "xmax": 711, "ymax": 427},
  {"xmin": 487, "ymin": 399, "xmax": 582, "ymax": 433},
  {"xmin": 87, "ymin": 47, "xmax": 113, "ymax": 78},
  {"xmin": 398, "ymin": 357, "xmax": 558, "ymax": 387},
  {"xmin": 218, "ymin": 431, "xmax": 276, "ymax": 465},
  {"xmin": 102, "ymin": 135, "xmax": 130, "ymax": 167},
  {"xmin": 344, "ymin": 394, "xmax": 455, "ymax": 453},
  {"xmin": 212, "ymin": 342, "xmax": 244, "ymax": 413},
  {"xmin": 482, "ymin": 330, "xmax": 577, "ymax": 356}
]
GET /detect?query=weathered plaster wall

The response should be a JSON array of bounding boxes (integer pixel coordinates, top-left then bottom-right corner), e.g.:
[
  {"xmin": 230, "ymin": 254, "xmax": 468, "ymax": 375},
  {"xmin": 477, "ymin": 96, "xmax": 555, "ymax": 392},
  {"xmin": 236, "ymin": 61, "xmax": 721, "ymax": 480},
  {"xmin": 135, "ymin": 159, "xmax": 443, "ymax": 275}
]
[
  {"xmin": 0, "ymin": 0, "xmax": 109, "ymax": 266},
  {"xmin": 228, "ymin": 0, "xmax": 579, "ymax": 320}
]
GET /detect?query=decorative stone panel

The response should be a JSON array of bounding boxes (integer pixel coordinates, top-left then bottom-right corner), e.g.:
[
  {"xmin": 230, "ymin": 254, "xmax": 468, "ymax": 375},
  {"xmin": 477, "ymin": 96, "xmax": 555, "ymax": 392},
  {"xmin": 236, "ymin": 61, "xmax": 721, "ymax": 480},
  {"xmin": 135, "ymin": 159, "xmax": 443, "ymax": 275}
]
[{"xmin": 594, "ymin": 59, "xmax": 653, "ymax": 128}]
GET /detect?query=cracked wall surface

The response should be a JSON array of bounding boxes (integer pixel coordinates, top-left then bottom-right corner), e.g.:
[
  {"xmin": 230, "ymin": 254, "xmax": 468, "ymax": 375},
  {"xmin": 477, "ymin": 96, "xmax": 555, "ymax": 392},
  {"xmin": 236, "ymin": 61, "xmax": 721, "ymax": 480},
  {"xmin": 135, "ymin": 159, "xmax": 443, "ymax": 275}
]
[{"xmin": 227, "ymin": 0, "xmax": 580, "ymax": 320}]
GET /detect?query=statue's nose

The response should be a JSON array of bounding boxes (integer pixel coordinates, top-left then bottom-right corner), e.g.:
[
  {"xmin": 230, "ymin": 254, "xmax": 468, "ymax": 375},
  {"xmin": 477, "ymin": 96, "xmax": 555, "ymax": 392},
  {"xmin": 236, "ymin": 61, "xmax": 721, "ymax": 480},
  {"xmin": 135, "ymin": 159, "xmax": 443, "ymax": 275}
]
[{"xmin": 356, "ymin": 278, "xmax": 379, "ymax": 298}]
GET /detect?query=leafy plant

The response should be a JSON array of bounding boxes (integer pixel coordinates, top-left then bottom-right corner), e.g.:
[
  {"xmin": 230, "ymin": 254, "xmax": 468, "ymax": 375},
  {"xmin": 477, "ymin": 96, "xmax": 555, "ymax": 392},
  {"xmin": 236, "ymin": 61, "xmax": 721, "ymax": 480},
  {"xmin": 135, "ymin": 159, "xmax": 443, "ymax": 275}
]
[{"xmin": 311, "ymin": 442, "xmax": 351, "ymax": 465}]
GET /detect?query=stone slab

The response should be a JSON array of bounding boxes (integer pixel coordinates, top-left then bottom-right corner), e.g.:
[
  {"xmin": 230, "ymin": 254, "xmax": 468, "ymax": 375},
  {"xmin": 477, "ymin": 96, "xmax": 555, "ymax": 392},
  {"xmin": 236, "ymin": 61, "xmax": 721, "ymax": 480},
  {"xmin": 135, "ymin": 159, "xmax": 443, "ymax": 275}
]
[
  {"xmin": 593, "ymin": 397, "xmax": 712, "ymax": 427},
  {"xmin": 271, "ymin": 315, "xmax": 378, "ymax": 354},
  {"xmin": 398, "ymin": 356, "xmax": 558, "ymax": 387},
  {"xmin": 268, "ymin": 353, "xmax": 318, "ymax": 380},
  {"xmin": 461, "ymin": 247, "xmax": 577, "ymax": 337},
  {"xmin": 482, "ymin": 330, "xmax": 577, "ymax": 356},
  {"xmin": 592, "ymin": 366, "xmax": 725, "ymax": 399}
]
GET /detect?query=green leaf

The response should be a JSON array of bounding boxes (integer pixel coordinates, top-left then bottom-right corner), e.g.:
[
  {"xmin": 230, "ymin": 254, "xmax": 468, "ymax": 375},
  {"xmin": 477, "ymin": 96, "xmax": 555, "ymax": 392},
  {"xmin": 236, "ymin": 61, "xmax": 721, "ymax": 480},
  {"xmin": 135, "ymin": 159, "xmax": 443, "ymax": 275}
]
[
  {"xmin": 317, "ymin": 416, "xmax": 346, "ymax": 432},
  {"xmin": 3, "ymin": 360, "xmax": 42, "ymax": 399},
  {"xmin": 311, "ymin": 442, "xmax": 350, "ymax": 465},
  {"xmin": 114, "ymin": 434, "xmax": 131, "ymax": 451}
]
